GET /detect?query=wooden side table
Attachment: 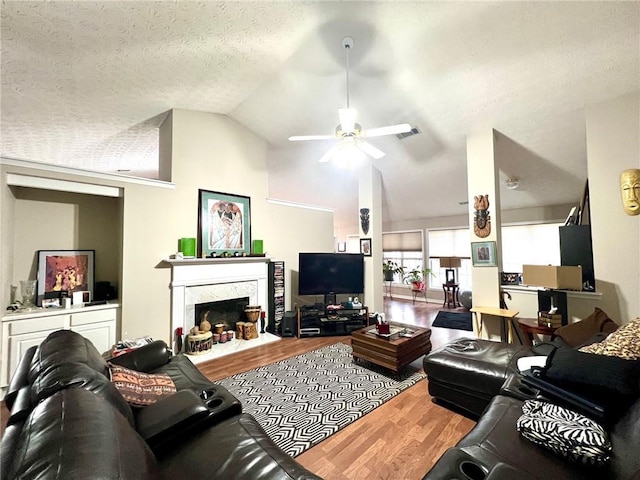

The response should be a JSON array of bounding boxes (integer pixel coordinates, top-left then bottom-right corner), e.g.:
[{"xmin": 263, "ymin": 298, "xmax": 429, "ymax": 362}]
[
  {"xmin": 517, "ymin": 318, "xmax": 558, "ymax": 346},
  {"xmin": 442, "ymin": 283, "xmax": 460, "ymax": 308},
  {"xmin": 470, "ymin": 306, "xmax": 520, "ymax": 343}
]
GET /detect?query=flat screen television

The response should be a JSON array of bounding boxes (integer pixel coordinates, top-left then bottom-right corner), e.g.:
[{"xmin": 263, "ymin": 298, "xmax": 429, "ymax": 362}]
[{"xmin": 298, "ymin": 253, "xmax": 364, "ymax": 300}]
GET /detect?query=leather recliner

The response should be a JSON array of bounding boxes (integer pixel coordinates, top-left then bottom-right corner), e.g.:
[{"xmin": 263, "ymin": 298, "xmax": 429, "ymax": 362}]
[{"xmin": 1, "ymin": 329, "xmax": 322, "ymax": 480}]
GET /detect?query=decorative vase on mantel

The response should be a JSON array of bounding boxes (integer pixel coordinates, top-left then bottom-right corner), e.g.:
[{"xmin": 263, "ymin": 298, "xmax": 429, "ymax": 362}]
[{"xmin": 20, "ymin": 280, "xmax": 37, "ymax": 311}]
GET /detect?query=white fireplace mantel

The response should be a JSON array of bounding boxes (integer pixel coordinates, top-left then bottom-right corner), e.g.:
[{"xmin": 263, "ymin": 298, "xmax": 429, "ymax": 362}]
[
  {"xmin": 163, "ymin": 257, "xmax": 281, "ymax": 363},
  {"xmin": 163, "ymin": 257, "xmax": 277, "ymax": 363}
]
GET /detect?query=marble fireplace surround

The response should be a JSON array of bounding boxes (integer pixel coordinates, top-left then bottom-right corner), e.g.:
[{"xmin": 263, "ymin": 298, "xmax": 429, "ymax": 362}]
[{"xmin": 165, "ymin": 257, "xmax": 279, "ymax": 363}]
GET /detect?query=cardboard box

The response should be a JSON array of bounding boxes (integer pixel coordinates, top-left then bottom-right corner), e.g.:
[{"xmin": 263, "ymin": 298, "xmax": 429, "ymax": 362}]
[{"xmin": 522, "ymin": 265, "xmax": 583, "ymax": 291}]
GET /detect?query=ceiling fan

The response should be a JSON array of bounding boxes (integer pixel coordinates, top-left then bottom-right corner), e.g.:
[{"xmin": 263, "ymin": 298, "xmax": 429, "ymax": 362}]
[{"xmin": 288, "ymin": 36, "xmax": 412, "ymax": 163}]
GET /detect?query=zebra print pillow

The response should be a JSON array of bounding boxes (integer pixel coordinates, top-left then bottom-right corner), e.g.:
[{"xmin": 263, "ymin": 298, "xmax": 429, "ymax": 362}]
[{"xmin": 516, "ymin": 400, "xmax": 611, "ymax": 466}]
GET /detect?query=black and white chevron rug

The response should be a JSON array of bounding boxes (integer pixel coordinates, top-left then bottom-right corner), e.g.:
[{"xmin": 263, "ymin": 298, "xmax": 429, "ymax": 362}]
[{"xmin": 216, "ymin": 342, "xmax": 426, "ymax": 457}]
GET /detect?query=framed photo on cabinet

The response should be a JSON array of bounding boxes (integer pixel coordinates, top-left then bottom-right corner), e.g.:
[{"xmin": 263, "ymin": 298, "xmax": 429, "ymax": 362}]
[{"xmin": 36, "ymin": 250, "xmax": 95, "ymax": 306}]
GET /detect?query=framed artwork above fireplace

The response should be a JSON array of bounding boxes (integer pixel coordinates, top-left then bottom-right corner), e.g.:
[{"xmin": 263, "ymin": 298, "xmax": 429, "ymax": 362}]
[{"xmin": 197, "ymin": 189, "xmax": 251, "ymax": 258}]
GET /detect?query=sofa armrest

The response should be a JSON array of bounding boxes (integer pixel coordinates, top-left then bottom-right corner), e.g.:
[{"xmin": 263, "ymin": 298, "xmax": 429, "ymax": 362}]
[
  {"xmin": 4, "ymin": 345, "xmax": 37, "ymax": 410},
  {"xmin": 6, "ymin": 386, "xmax": 32, "ymax": 426},
  {"xmin": 485, "ymin": 463, "xmax": 537, "ymax": 480},
  {"xmin": 135, "ymin": 389, "xmax": 210, "ymax": 450},
  {"xmin": 108, "ymin": 340, "xmax": 172, "ymax": 372}
]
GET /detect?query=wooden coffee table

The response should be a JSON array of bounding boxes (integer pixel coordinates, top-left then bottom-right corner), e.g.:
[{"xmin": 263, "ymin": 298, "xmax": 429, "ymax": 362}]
[{"xmin": 351, "ymin": 325, "xmax": 432, "ymax": 372}]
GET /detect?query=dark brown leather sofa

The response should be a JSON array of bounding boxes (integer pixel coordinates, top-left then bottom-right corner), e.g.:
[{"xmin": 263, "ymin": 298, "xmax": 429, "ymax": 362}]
[
  {"xmin": 425, "ymin": 394, "xmax": 640, "ymax": 480},
  {"xmin": 422, "ymin": 313, "xmax": 640, "ymax": 480},
  {"xmin": 1, "ymin": 329, "xmax": 321, "ymax": 480}
]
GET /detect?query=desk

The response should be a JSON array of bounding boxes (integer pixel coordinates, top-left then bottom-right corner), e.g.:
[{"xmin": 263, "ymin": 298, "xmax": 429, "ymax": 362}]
[
  {"xmin": 470, "ymin": 306, "xmax": 520, "ymax": 343},
  {"xmin": 517, "ymin": 318, "xmax": 557, "ymax": 346},
  {"xmin": 442, "ymin": 283, "xmax": 460, "ymax": 308}
]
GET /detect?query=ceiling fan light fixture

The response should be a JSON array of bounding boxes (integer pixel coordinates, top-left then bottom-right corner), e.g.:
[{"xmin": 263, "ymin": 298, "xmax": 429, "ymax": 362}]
[
  {"xmin": 334, "ymin": 143, "xmax": 366, "ymax": 169},
  {"xmin": 338, "ymin": 108, "xmax": 357, "ymax": 133},
  {"xmin": 288, "ymin": 35, "xmax": 410, "ymax": 164}
]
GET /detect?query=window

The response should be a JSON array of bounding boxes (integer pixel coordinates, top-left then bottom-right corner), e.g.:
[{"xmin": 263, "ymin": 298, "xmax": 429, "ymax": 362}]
[
  {"xmin": 501, "ymin": 223, "xmax": 562, "ymax": 272},
  {"xmin": 382, "ymin": 231, "xmax": 423, "ymax": 283},
  {"xmin": 428, "ymin": 224, "xmax": 562, "ymax": 290},
  {"xmin": 428, "ymin": 229, "xmax": 471, "ymax": 290}
]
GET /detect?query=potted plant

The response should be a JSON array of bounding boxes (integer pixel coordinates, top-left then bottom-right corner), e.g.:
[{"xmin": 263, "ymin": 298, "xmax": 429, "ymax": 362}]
[
  {"xmin": 403, "ymin": 266, "xmax": 433, "ymax": 291},
  {"xmin": 383, "ymin": 260, "xmax": 404, "ymax": 282}
]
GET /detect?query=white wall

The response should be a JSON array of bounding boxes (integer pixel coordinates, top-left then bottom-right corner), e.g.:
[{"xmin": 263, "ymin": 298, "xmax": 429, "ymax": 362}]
[
  {"xmin": 119, "ymin": 109, "xmax": 335, "ymax": 341},
  {"xmin": 0, "ymin": 181, "xmax": 122, "ymax": 307},
  {"xmin": 586, "ymin": 91, "xmax": 640, "ymax": 324},
  {"xmin": 1, "ymin": 110, "xmax": 335, "ymax": 345},
  {"xmin": 261, "ymin": 202, "xmax": 334, "ymax": 310},
  {"xmin": 466, "ymin": 130, "xmax": 502, "ymax": 304}
]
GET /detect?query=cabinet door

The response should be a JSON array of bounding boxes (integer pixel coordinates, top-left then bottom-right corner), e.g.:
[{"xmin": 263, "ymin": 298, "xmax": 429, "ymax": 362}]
[
  {"xmin": 72, "ymin": 322, "xmax": 116, "ymax": 356},
  {"xmin": 5, "ymin": 330, "xmax": 58, "ymax": 387},
  {"xmin": 70, "ymin": 308, "xmax": 118, "ymax": 355}
]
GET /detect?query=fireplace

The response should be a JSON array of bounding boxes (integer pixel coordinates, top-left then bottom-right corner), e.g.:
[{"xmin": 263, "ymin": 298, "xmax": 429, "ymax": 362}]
[
  {"xmin": 195, "ymin": 297, "xmax": 249, "ymax": 332},
  {"xmin": 165, "ymin": 257, "xmax": 280, "ymax": 363}
]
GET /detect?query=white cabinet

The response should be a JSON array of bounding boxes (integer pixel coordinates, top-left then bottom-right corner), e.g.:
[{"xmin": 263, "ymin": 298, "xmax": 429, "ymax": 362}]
[
  {"xmin": 1, "ymin": 303, "xmax": 119, "ymax": 389},
  {"xmin": 70, "ymin": 309, "xmax": 118, "ymax": 354}
]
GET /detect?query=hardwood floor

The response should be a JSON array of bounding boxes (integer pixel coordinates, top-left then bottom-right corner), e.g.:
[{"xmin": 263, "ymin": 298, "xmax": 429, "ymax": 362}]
[
  {"xmin": 1, "ymin": 298, "xmax": 475, "ymax": 480},
  {"xmin": 198, "ymin": 298, "xmax": 476, "ymax": 480}
]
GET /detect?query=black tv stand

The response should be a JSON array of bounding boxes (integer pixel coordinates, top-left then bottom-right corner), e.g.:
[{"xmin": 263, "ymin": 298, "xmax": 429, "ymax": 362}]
[{"xmin": 297, "ymin": 306, "xmax": 369, "ymax": 338}]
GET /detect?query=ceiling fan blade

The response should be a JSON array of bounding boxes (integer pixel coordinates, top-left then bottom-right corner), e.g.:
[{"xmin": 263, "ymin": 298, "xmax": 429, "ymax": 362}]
[
  {"xmin": 357, "ymin": 141, "xmax": 385, "ymax": 159},
  {"xmin": 289, "ymin": 134, "xmax": 334, "ymax": 141},
  {"xmin": 319, "ymin": 145, "xmax": 340, "ymax": 163},
  {"xmin": 362, "ymin": 123, "xmax": 412, "ymax": 138},
  {"xmin": 338, "ymin": 108, "xmax": 357, "ymax": 133}
]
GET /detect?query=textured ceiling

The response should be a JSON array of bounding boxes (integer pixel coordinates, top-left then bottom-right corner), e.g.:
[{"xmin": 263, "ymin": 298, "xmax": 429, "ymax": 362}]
[{"xmin": 2, "ymin": 1, "xmax": 639, "ymax": 232}]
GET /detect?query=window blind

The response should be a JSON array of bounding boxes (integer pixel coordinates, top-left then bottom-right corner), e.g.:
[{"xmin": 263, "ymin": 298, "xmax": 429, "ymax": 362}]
[
  {"xmin": 502, "ymin": 223, "xmax": 562, "ymax": 272},
  {"xmin": 428, "ymin": 229, "xmax": 471, "ymax": 257},
  {"xmin": 382, "ymin": 231, "xmax": 422, "ymax": 251}
]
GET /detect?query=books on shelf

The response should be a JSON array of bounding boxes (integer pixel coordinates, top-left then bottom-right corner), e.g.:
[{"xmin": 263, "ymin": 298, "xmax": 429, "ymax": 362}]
[{"xmin": 538, "ymin": 311, "xmax": 562, "ymax": 328}]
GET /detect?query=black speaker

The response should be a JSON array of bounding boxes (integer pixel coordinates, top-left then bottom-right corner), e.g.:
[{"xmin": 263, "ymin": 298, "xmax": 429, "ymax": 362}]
[
  {"xmin": 94, "ymin": 281, "xmax": 117, "ymax": 301},
  {"xmin": 281, "ymin": 311, "xmax": 297, "ymax": 337},
  {"xmin": 559, "ymin": 225, "xmax": 595, "ymax": 291}
]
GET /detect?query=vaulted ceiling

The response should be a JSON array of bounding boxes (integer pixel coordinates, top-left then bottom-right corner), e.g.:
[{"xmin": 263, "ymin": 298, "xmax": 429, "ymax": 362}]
[{"xmin": 2, "ymin": 1, "xmax": 638, "ymax": 232}]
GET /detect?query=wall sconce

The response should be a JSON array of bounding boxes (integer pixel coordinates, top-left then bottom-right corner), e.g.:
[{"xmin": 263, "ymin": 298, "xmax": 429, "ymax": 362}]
[{"xmin": 440, "ymin": 257, "xmax": 462, "ymax": 284}]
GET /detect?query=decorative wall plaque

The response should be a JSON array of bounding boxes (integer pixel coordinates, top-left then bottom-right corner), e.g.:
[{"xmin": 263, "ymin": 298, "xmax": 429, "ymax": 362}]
[
  {"xmin": 621, "ymin": 168, "xmax": 640, "ymax": 216},
  {"xmin": 360, "ymin": 208, "xmax": 370, "ymax": 235},
  {"xmin": 473, "ymin": 194, "xmax": 491, "ymax": 238}
]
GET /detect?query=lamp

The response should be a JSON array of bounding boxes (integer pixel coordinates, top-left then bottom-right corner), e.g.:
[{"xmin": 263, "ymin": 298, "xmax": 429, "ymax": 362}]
[{"xmin": 440, "ymin": 257, "xmax": 462, "ymax": 284}]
